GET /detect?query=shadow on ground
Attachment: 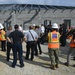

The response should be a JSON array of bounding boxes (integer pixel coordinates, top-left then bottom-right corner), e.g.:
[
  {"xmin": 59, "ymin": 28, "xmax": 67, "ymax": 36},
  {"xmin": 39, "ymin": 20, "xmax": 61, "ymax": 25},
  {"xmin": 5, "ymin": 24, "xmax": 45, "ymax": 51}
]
[{"xmin": 0, "ymin": 52, "xmax": 12, "ymax": 67}]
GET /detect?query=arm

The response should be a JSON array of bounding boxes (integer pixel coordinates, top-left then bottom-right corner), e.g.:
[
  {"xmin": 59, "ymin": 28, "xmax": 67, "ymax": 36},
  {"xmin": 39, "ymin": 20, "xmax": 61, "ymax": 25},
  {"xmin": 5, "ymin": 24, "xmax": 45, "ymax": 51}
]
[
  {"xmin": 7, "ymin": 37, "xmax": 12, "ymax": 43},
  {"xmin": 22, "ymin": 36, "xmax": 27, "ymax": 42}
]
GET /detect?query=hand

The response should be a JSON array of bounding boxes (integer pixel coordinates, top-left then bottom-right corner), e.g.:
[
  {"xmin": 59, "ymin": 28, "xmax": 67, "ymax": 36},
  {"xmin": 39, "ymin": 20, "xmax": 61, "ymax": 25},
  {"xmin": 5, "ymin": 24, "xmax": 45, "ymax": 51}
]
[{"xmin": 74, "ymin": 40, "xmax": 75, "ymax": 42}]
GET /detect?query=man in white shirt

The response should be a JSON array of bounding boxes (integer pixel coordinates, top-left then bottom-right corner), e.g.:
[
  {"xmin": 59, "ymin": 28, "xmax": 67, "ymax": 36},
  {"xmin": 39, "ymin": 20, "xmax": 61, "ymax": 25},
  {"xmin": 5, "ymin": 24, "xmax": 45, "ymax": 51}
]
[
  {"xmin": 41, "ymin": 24, "xmax": 45, "ymax": 34},
  {"xmin": 19, "ymin": 25, "xmax": 23, "ymax": 32},
  {"xmin": 25, "ymin": 25, "xmax": 38, "ymax": 61},
  {"xmin": 40, "ymin": 24, "xmax": 45, "ymax": 44}
]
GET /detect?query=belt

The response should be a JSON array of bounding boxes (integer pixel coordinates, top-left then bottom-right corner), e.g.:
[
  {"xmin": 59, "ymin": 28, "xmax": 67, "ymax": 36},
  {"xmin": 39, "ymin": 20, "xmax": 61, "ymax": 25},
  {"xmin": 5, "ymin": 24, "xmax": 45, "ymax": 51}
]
[
  {"xmin": 13, "ymin": 42, "xmax": 21, "ymax": 43},
  {"xmin": 27, "ymin": 41, "xmax": 35, "ymax": 42}
]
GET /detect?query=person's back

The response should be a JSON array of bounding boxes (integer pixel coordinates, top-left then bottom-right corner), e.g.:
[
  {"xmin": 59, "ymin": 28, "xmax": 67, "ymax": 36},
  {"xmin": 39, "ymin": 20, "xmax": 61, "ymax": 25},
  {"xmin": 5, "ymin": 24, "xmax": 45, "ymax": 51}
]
[
  {"xmin": 10, "ymin": 30, "xmax": 24, "ymax": 43},
  {"xmin": 0, "ymin": 29, "xmax": 6, "ymax": 41},
  {"xmin": 6, "ymin": 26, "xmax": 12, "ymax": 41},
  {"xmin": 25, "ymin": 29, "xmax": 38, "ymax": 42},
  {"xmin": 48, "ymin": 23, "xmax": 60, "ymax": 70},
  {"xmin": 41, "ymin": 24, "xmax": 45, "ymax": 34},
  {"xmin": 65, "ymin": 28, "xmax": 75, "ymax": 66},
  {"xmin": 19, "ymin": 25, "xmax": 23, "ymax": 32},
  {"xmin": 25, "ymin": 25, "xmax": 38, "ymax": 61},
  {"xmin": 0, "ymin": 24, "xmax": 6, "ymax": 51},
  {"xmin": 6, "ymin": 26, "xmax": 13, "ymax": 61},
  {"xmin": 7, "ymin": 24, "xmax": 25, "ymax": 68},
  {"xmin": 35, "ymin": 26, "xmax": 41, "ymax": 38},
  {"xmin": 48, "ymin": 30, "xmax": 60, "ymax": 49},
  {"xmin": 35, "ymin": 26, "xmax": 42, "ymax": 55}
]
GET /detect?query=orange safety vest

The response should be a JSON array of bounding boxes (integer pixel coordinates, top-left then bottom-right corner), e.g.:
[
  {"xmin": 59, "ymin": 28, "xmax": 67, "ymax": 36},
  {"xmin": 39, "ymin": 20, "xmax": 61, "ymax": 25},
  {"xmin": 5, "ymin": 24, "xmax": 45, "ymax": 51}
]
[
  {"xmin": 67, "ymin": 34, "xmax": 75, "ymax": 48},
  {"xmin": 48, "ymin": 31, "xmax": 60, "ymax": 49},
  {"xmin": 70, "ymin": 39, "xmax": 75, "ymax": 47},
  {"xmin": 67, "ymin": 35, "xmax": 73, "ymax": 40},
  {"xmin": 0, "ymin": 30, "xmax": 6, "ymax": 41}
]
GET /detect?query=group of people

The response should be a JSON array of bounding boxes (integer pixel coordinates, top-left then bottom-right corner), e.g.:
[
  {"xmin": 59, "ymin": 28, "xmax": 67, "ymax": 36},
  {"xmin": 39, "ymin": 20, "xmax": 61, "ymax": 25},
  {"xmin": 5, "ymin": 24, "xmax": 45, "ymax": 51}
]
[
  {"xmin": 0, "ymin": 22, "xmax": 75, "ymax": 70},
  {"xmin": 0, "ymin": 23, "xmax": 43, "ymax": 68},
  {"xmin": 48, "ymin": 23, "xmax": 75, "ymax": 70}
]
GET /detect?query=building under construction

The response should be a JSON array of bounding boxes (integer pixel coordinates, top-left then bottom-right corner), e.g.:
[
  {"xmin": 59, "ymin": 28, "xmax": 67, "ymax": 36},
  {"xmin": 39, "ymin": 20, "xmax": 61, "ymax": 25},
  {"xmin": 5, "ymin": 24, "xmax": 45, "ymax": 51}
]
[{"xmin": 0, "ymin": 0, "xmax": 75, "ymax": 30}]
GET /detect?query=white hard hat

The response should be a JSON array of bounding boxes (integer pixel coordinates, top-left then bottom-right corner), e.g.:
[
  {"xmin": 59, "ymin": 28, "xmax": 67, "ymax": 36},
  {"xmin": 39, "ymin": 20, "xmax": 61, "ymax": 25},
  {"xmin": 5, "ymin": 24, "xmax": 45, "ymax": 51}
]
[
  {"xmin": 33, "ymin": 24, "xmax": 35, "ymax": 26},
  {"xmin": 52, "ymin": 23, "xmax": 59, "ymax": 29},
  {"xmin": 0, "ymin": 23, "xmax": 4, "ymax": 29}
]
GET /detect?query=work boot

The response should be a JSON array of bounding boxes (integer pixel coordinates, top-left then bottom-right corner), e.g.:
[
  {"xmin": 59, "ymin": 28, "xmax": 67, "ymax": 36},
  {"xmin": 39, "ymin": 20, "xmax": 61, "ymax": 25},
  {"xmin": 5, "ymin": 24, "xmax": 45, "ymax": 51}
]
[
  {"xmin": 55, "ymin": 64, "xmax": 59, "ymax": 68},
  {"xmin": 25, "ymin": 57, "xmax": 29, "ymax": 60},
  {"xmin": 11, "ymin": 64, "xmax": 15, "ymax": 68},
  {"xmin": 73, "ymin": 56, "xmax": 75, "ymax": 60},
  {"xmin": 64, "ymin": 62, "xmax": 69, "ymax": 66},
  {"xmin": 39, "ymin": 51, "xmax": 42, "ymax": 54},
  {"xmin": 51, "ymin": 65, "xmax": 56, "ymax": 70},
  {"xmin": 20, "ymin": 64, "xmax": 24, "ymax": 68}
]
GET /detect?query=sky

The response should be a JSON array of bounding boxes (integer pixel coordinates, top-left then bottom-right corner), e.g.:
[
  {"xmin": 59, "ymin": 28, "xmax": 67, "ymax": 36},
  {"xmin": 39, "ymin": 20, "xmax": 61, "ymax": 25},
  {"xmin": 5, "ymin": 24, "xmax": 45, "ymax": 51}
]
[{"xmin": 0, "ymin": 0, "xmax": 75, "ymax": 6}]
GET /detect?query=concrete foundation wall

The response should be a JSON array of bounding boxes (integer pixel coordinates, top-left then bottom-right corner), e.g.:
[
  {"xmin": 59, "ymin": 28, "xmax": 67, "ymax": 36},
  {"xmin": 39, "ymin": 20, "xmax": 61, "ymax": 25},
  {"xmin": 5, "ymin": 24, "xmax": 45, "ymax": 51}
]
[{"xmin": 0, "ymin": 9, "xmax": 75, "ymax": 30}]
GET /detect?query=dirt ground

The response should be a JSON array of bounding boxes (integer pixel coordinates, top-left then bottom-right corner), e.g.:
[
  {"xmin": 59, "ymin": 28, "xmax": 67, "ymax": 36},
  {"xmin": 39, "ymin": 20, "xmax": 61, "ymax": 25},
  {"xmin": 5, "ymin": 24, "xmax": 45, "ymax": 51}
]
[{"xmin": 0, "ymin": 42, "xmax": 75, "ymax": 75}]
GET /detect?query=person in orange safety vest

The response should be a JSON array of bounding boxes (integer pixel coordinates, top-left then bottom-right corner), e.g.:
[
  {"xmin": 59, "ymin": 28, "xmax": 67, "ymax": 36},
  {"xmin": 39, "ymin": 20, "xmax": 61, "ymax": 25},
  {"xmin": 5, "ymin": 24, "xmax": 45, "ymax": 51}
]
[
  {"xmin": 0, "ymin": 23, "xmax": 6, "ymax": 51},
  {"xmin": 48, "ymin": 23, "xmax": 60, "ymax": 70},
  {"xmin": 65, "ymin": 28, "xmax": 75, "ymax": 66}
]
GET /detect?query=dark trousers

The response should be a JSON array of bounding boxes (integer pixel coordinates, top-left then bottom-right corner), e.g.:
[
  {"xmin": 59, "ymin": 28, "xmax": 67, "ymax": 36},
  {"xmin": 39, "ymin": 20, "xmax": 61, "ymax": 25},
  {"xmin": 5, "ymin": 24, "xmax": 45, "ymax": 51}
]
[
  {"xmin": 7, "ymin": 42, "xmax": 12, "ymax": 61},
  {"xmin": 34, "ymin": 42, "xmax": 38, "ymax": 56},
  {"xmin": 26, "ymin": 41, "xmax": 36, "ymax": 60},
  {"xmin": 1, "ymin": 41, "xmax": 6, "ymax": 51},
  {"xmin": 37, "ymin": 38, "xmax": 42, "ymax": 54},
  {"xmin": 12, "ymin": 43, "xmax": 24, "ymax": 66},
  {"xmin": 60, "ymin": 36, "xmax": 66, "ymax": 46},
  {"xmin": 40, "ymin": 34, "xmax": 44, "ymax": 44}
]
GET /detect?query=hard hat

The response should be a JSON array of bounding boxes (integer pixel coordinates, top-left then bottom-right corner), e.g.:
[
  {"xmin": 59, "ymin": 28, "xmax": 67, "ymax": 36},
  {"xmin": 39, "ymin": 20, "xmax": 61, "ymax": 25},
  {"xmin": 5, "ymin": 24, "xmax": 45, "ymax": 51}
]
[
  {"xmin": 33, "ymin": 24, "xmax": 35, "ymax": 26},
  {"xmin": 0, "ymin": 23, "xmax": 4, "ymax": 29},
  {"xmin": 52, "ymin": 23, "xmax": 59, "ymax": 29}
]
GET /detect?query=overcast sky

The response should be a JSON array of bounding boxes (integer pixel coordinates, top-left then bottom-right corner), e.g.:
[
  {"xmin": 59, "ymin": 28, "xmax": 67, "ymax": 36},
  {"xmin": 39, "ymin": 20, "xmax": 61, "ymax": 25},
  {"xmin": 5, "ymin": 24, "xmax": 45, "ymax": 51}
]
[{"xmin": 0, "ymin": 0, "xmax": 75, "ymax": 6}]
